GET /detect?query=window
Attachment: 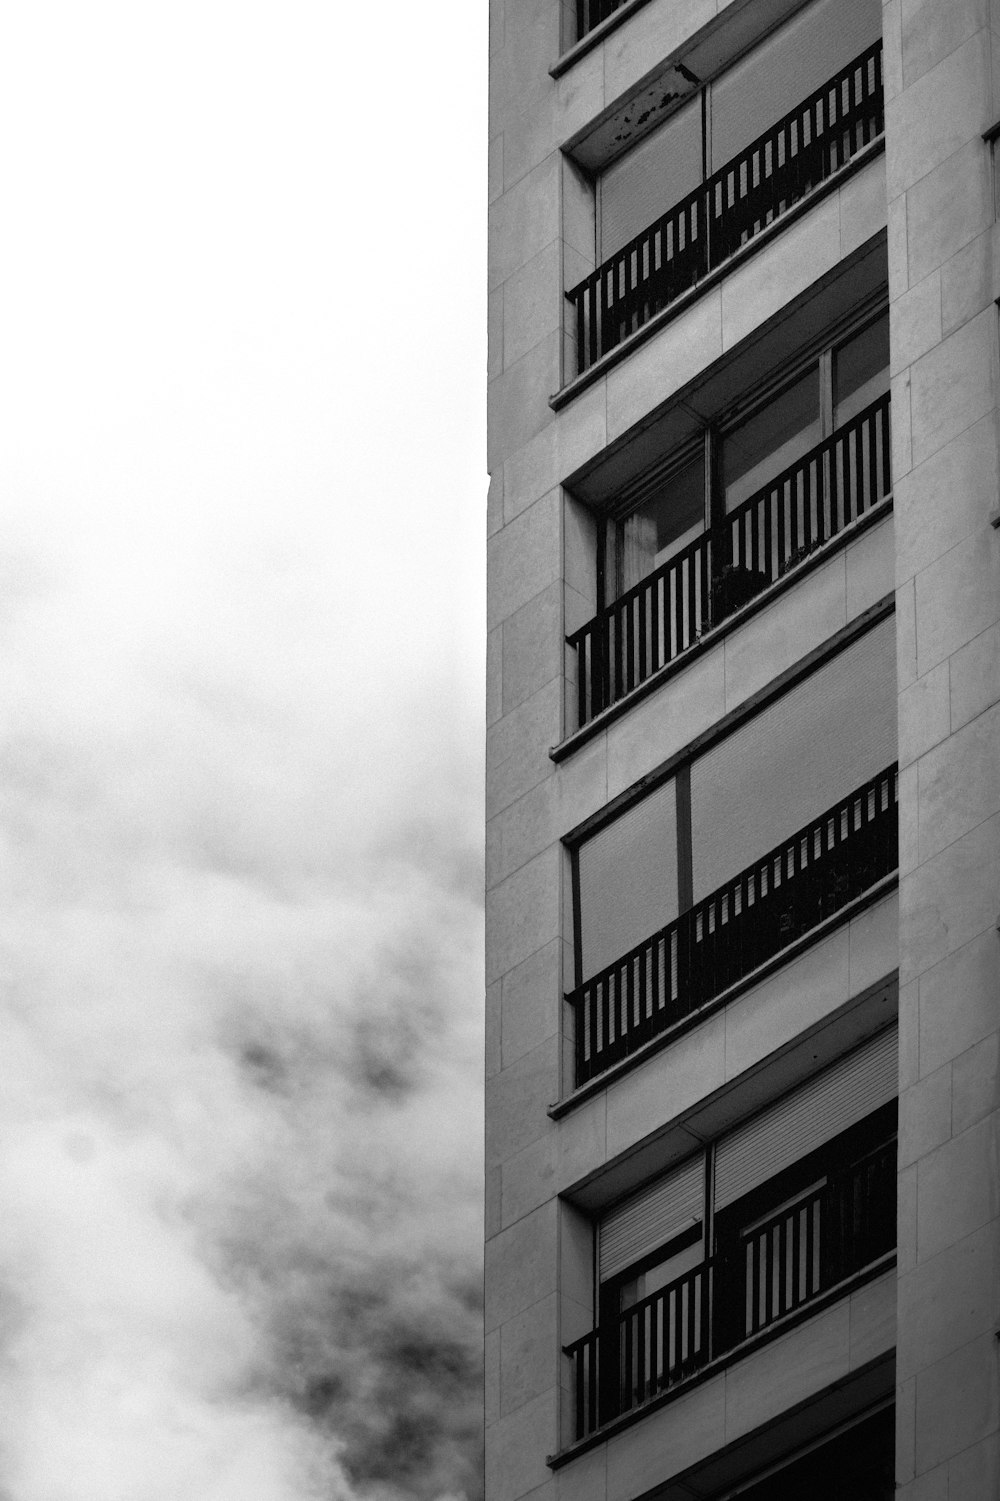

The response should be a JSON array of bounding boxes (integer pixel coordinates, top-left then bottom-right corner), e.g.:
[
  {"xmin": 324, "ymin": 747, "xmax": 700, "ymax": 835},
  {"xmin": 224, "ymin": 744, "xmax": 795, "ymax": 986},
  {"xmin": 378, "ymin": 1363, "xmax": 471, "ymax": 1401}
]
[
  {"xmin": 615, "ymin": 447, "xmax": 705, "ymax": 595},
  {"xmin": 573, "ymin": 0, "xmax": 628, "ymax": 45},
  {"xmin": 835, "ymin": 313, "xmax": 891, "ymax": 425},
  {"xmin": 568, "ymin": 617, "xmax": 897, "ymax": 1083},
  {"xmin": 599, "ymin": 95, "xmax": 702, "ymax": 261},
  {"xmin": 723, "ymin": 366, "xmax": 822, "ymax": 514},
  {"xmin": 573, "ymin": 615, "xmax": 895, "ymax": 984},
  {"xmin": 570, "ymin": 308, "xmax": 891, "ymax": 729},
  {"xmin": 600, "ymin": 310, "xmax": 890, "ymax": 607},
  {"xmin": 577, "ymin": 774, "xmax": 678, "ymax": 980},
  {"xmin": 688, "ymin": 612, "xmax": 895, "ymax": 900},
  {"xmin": 566, "ymin": 1033, "xmax": 897, "ymax": 1441},
  {"xmin": 715, "ymin": 1103, "xmax": 896, "ymax": 1344},
  {"xmin": 568, "ymin": 0, "xmax": 884, "ymax": 374},
  {"xmin": 596, "ymin": 0, "xmax": 879, "ymax": 262}
]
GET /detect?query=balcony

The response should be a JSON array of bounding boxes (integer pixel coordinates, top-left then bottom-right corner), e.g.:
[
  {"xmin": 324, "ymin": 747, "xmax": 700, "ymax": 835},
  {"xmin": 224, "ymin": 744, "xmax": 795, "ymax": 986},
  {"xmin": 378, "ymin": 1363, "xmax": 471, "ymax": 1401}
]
[
  {"xmin": 568, "ymin": 41, "xmax": 883, "ymax": 376},
  {"xmin": 569, "ymin": 393, "xmax": 891, "ymax": 729},
  {"xmin": 569, "ymin": 765, "xmax": 897, "ymax": 1087},
  {"xmin": 565, "ymin": 1138, "xmax": 896, "ymax": 1442}
]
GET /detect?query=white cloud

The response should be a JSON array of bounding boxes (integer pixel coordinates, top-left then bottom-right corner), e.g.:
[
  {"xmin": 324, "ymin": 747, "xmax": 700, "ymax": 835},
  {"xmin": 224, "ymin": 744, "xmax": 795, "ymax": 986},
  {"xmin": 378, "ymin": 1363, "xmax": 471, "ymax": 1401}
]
[{"xmin": 0, "ymin": 1, "xmax": 486, "ymax": 1496}]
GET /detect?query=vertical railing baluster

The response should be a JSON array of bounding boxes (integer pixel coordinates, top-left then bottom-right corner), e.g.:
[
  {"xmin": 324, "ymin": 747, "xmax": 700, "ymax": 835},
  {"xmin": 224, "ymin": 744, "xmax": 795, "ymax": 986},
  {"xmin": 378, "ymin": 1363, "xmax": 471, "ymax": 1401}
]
[
  {"xmin": 867, "ymin": 400, "xmax": 878, "ymax": 510},
  {"xmin": 577, "ymin": 1337, "xmax": 587, "ymax": 1439},
  {"xmin": 672, "ymin": 551, "xmax": 683, "ymax": 660},
  {"xmin": 575, "ymin": 286, "xmax": 585, "ymax": 378},
  {"xmin": 612, "ymin": 603, "xmax": 622, "ymax": 706},
  {"xmin": 635, "ymin": 1305, "xmax": 646, "ymax": 1406}
]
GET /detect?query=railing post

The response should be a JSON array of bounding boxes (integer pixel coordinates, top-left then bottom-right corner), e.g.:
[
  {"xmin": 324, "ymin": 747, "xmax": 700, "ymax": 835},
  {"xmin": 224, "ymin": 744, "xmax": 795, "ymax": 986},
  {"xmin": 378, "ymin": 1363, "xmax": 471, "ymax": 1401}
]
[
  {"xmin": 597, "ymin": 1321, "xmax": 619, "ymax": 1428},
  {"xmin": 574, "ymin": 1341, "xmax": 585, "ymax": 1442}
]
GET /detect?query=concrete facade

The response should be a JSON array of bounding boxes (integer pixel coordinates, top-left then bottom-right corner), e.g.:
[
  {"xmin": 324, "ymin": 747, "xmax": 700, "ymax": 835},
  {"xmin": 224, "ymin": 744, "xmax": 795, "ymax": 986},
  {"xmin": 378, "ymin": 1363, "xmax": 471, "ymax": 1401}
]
[
  {"xmin": 885, "ymin": 3, "xmax": 1000, "ymax": 1496},
  {"xmin": 487, "ymin": 2, "xmax": 1000, "ymax": 1497}
]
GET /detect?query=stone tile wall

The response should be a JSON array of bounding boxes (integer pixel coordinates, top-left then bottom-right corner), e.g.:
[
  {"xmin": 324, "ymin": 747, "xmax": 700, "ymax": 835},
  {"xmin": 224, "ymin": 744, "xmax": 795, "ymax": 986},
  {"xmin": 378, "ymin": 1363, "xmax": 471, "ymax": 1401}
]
[{"xmin": 884, "ymin": 2, "xmax": 1000, "ymax": 1495}]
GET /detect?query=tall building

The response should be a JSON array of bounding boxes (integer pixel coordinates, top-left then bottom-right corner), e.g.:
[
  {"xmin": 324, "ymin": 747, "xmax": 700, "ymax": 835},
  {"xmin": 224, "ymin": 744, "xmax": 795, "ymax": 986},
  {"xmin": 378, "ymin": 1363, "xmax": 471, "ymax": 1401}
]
[{"xmin": 486, "ymin": 2, "xmax": 1000, "ymax": 1498}]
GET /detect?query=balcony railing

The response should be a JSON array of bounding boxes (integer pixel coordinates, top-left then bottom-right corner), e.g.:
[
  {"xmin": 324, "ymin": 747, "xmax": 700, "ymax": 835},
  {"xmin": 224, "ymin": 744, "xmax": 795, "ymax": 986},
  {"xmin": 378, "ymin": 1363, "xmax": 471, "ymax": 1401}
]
[
  {"xmin": 576, "ymin": 0, "xmax": 626, "ymax": 38},
  {"xmin": 568, "ymin": 41, "xmax": 883, "ymax": 375},
  {"xmin": 565, "ymin": 1139, "xmax": 896, "ymax": 1442},
  {"xmin": 569, "ymin": 392, "xmax": 891, "ymax": 728},
  {"xmin": 569, "ymin": 765, "xmax": 897, "ymax": 1087}
]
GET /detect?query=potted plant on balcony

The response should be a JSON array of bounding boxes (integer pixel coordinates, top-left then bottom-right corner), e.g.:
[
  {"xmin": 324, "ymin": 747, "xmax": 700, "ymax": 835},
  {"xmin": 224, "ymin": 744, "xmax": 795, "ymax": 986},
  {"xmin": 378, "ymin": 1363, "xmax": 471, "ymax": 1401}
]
[{"xmin": 709, "ymin": 560, "xmax": 769, "ymax": 624}]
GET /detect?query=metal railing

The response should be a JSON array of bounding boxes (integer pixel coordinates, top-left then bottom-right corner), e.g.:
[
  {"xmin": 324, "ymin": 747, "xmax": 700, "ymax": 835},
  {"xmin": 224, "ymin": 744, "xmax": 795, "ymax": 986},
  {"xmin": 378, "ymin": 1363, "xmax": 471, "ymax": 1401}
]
[
  {"xmin": 728, "ymin": 1140, "xmax": 896, "ymax": 1347},
  {"xmin": 569, "ymin": 765, "xmax": 897, "ymax": 1087},
  {"xmin": 568, "ymin": 41, "xmax": 883, "ymax": 374},
  {"xmin": 565, "ymin": 1139, "xmax": 895, "ymax": 1441},
  {"xmin": 569, "ymin": 392, "xmax": 891, "ymax": 727}
]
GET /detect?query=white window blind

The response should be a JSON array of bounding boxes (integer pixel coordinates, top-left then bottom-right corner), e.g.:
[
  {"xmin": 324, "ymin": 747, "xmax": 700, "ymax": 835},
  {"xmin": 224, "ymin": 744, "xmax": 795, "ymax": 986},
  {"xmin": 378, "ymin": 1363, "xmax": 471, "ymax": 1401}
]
[
  {"xmin": 689, "ymin": 617, "xmax": 896, "ymax": 902},
  {"xmin": 714, "ymin": 1026, "xmax": 897, "ymax": 1209},
  {"xmin": 709, "ymin": 0, "xmax": 880, "ymax": 172},
  {"xmin": 578, "ymin": 777, "xmax": 678, "ymax": 982},
  {"xmin": 598, "ymin": 0, "xmax": 880, "ymax": 266},
  {"xmin": 600, "ymin": 1154, "xmax": 704, "ymax": 1282},
  {"xmin": 599, "ymin": 96, "xmax": 701, "ymax": 261}
]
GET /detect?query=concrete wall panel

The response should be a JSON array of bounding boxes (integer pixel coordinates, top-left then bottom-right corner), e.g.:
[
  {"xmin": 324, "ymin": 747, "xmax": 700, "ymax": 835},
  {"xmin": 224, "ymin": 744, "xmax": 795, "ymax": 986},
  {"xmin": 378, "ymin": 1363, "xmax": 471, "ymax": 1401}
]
[
  {"xmin": 884, "ymin": 33, "xmax": 990, "ymax": 192},
  {"xmin": 605, "ymin": 1378, "xmax": 727, "ymax": 1501},
  {"xmin": 485, "ymin": 1201, "xmax": 559, "ymax": 1334},
  {"xmin": 486, "ymin": 1035, "xmax": 561, "ymax": 1169},
  {"xmin": 486, "ymin": 679, "xmax": 562, "ymax": 823},
  {"xmin": 486, "ymin": 1390, "xmax": 560, "ymax": 1501}
]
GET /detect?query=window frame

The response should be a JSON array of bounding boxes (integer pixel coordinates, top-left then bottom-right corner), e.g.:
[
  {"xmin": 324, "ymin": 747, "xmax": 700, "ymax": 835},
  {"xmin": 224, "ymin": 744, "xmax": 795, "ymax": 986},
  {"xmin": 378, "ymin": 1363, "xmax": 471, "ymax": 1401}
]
[
  {"xmin": 568, "ymin": 608, "xmax": 895, "ymax": 988},
  {"xmin": 572, "ymin": 1090, "xmax": 898, "ymax": 1440},
  {"xmin": 598, "ymin": 1218, "xmax": 704, "ymax": 1329},
  {"xmin": 596, "ymin": 301, "xmax": 889, "ymax": 611},
  {"xmin": 592, "ymin": 0, "xmax": 879, "ymax": 258}
]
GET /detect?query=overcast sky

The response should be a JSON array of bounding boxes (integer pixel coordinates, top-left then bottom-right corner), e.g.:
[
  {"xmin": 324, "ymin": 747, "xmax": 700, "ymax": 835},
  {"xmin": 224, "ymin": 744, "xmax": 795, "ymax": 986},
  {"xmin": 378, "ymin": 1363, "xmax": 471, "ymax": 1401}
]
[{"xmin": 0, "ymin": 4, "xmax": 487, "ymax": 1498}]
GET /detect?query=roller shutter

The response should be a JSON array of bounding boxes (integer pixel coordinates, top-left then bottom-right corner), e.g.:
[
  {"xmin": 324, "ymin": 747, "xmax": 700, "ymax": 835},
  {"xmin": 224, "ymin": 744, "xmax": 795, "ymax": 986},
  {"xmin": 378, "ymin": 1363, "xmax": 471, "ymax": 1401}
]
[
  {"xmin": 689, "ymin": 616, "xmax": 896, "ymax": 901},
  {"xmin": 714, "ymin": 1026, "xmax": 897, "ymax": 1210},
  {"xmin": 578, "ymin": 776, "xmax": 678, "ymax": 983},
  {"xmin": 600, "ymin": 1153, "xmax": 704, "ymax": 1281},
  {"xmin": 599, "ymin": 96, "xmax": 701, "ymax": 261},
  {"xmin": 710, "ymin": 0, "xmax": 880, "ymax": 172},
  {"xmin": 599, "ymin": 0, "xmax": 880, "ymax": 261}
]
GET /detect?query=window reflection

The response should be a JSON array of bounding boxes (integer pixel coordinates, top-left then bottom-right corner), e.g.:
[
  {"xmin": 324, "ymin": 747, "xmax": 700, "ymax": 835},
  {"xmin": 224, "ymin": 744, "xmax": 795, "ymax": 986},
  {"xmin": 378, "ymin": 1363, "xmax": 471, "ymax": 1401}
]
[
  {"xmin": 835, "ymin": 310, "xmax": 890, "ymax": 425},
  {"xmin": 618, "ymin": 453, "xmax": 704, "ymax": 592},
  {"xmin": 723, "ymin": 370, "xmax": 821, "ymax": 513}
]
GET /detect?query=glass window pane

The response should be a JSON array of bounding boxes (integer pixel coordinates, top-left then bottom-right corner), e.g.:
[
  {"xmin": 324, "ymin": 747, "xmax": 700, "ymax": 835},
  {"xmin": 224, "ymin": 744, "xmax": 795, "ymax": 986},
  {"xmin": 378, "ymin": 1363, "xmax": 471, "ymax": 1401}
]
[
  {"xmin": 835, "ymin": 312, "xmax": 890, "ymax": 426},
  {"xmin": 578, "ymin": 778, "xmax": 678, "ymax": 981},
  {"xmin": 723, "ymin": 370, "xmax": 821, "ymax": 513},
  {"xmin": 600, "ymin": 97, "xmax": 702, "ymax": 260},
  {"xmin": 619, "ymin": 453, "xmax": 704, "ymax": 591},
  {"xmin": 620, "ymin": 1238, "xmax": 702, "ymax": 1310}
]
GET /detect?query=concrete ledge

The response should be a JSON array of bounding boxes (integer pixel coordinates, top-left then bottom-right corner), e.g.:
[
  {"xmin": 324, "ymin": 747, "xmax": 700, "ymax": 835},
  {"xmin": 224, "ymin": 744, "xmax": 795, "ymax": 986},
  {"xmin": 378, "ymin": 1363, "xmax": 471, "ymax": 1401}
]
[{"xmin": 549, "ymin": 0, "xmax": 654, "ymax": 78}]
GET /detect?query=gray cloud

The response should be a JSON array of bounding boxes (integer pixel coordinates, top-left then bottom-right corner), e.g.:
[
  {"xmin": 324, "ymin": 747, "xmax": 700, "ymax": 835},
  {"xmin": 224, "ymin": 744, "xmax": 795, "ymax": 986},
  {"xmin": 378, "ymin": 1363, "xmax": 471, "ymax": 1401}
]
[{"xmin": 0, "ymin": 526, "xmax": 485, "ymax": 1500}]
